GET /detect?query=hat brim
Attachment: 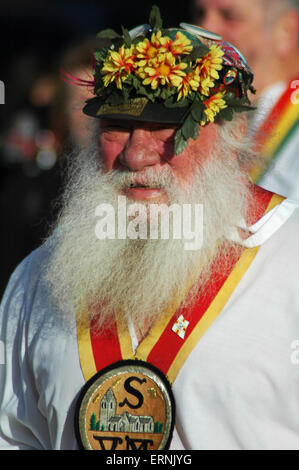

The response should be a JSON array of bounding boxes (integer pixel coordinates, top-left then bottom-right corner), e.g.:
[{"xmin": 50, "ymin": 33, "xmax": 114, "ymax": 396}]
[{"xmin": 83, "ymin": 97, "xmax": 189, "ymax": 124}]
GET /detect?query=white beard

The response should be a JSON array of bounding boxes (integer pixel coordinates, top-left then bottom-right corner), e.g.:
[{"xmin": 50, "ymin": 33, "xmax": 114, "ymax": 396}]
[{"xmin": 44, "ymin": 130, "xmax": 251, "ymax": 334}]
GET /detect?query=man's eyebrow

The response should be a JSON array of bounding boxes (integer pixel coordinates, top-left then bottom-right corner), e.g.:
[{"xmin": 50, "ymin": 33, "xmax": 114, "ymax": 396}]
[{"xmin": 219, "ymin": 6, "xmax": 245, "ymax": 19}]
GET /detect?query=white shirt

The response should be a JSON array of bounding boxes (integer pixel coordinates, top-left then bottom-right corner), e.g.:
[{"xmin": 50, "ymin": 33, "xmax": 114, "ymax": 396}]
[{"xmin": 1, "ymin": 198, "xmax": 299, "ymax": 450}]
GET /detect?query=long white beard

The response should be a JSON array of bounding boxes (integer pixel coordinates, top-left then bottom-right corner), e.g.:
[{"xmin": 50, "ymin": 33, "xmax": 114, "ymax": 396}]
[{"xmin": 44, "ymin": 132, "xmax": 251, "ymax": 333}]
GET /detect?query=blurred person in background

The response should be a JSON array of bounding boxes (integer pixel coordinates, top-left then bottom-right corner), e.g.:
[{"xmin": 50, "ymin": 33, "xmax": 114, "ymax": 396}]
[
  {"xmin": 53, "ymin": 37, "xmax": 103, "ymax": 152},
  {"xmin": 193, "ymin": 0, "xmax": 299, "ymax": 199},
  {"xmin": 0, "ymin": 39, "xmax": 99, "ymax": 298},
  {"xmin": 0, "ymin": 52, "xmax": 62, "ymax": 297}
]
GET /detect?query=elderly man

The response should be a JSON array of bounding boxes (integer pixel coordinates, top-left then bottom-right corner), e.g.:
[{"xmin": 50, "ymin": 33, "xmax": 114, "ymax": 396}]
[
  {"xmin": 1, "ymin": 8, "xmax": 299, "ymax": 451},
  {"xmin": 193, "ymin": 0, "xmax": 299, "ymax": 199}
]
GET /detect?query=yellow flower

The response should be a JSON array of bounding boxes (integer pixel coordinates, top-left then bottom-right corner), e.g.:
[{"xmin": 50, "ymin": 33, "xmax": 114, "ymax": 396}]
[
  {"xmin": 196, "ymin": 45, "xmax": 224, "ymax": 96},
  {"xmin": 102, "ymin": 45, "xmax": 135, "ymax": 89},
  {"xmin": 151, "ymin": 30, "xmax": 170, "ymax": 49},
  {"xmin": 177, "ymin": 70, "xmax": 200, "ymax": 101},
  {"xmin": 201, "ymin": 91, "xmax": 227, "ymax": 124},
  {"xmin": 166, "ymin": 31, "xmax": 193, "ymax": 57},
  {"xmin": 135, "ymin": 31, "xmax": 170, "ymax": 68},
  {"xmin": 142, "ymin": 52, "xmax": 187, "ymax": 90},
  {"xmin": 135, "ymin": 30, "xmax": 192, "ymax": 73}
]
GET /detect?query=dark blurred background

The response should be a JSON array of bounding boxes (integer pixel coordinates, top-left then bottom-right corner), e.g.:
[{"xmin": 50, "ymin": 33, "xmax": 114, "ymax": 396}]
[{"xmin": 0, "ymin": 1, "xmax": 193, "ymax": 297}]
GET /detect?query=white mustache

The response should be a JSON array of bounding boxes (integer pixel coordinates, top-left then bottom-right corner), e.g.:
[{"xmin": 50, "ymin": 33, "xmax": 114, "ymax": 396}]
[{"xmin": 106, "ymin": 166, "xmax": 175, "ymax": 191}]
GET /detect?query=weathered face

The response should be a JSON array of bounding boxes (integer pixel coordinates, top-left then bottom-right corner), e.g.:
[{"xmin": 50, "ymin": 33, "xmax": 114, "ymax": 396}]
[
  {"xmin": 99, "ymin": 118, "xmax": 219, "ymax": 204},
  {"xmin": 193, "ymin": 0, "xmax": 271, "ymax": 71}
]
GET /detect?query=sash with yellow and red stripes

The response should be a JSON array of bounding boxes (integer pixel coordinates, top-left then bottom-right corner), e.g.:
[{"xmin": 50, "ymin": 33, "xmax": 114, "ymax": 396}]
[
  {"xmin": 250, "ymin": 79, "xmax": 299, "ymax": 183},
  {"xmin": 77, "ymin": 189, "xmax": 284, "ymax": 385}
]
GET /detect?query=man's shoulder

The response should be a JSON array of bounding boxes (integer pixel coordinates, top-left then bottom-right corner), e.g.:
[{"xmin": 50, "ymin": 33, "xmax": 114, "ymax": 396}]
[
  {"xmin": 244, "ymin": 194, "xmax": 299, "ymax": 261},
  {"xmin": 0, "ymin": 236, "xmax": 70, "ymax": 337},
  {"xmin": 260, "ymin": 197, "xmax": 299, "ymax": 258},
  {"xmin": 277, "ymin": 198, "xmax": 299, "ymax": 234},
  {"xmin": 15, "ymin": 241, "xmax": 51, "ymax": 282},
  {"xmin": 1, "ymin": 240, "xmax": 53, "ymax": 310}
]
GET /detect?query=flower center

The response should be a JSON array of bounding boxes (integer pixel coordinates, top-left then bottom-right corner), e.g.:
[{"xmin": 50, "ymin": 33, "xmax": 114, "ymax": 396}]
[{"xmin": 158, "ymin": 64, "xmax": 171, "ymax": 76}]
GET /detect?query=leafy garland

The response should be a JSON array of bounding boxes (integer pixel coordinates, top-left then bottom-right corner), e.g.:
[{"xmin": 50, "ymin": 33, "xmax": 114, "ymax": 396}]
[{"xmin": 89, "ymin": 5, "xmax": 254, "ymax": 155}]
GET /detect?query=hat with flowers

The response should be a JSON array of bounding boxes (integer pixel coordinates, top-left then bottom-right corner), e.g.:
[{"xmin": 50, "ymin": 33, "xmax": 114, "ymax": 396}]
[{"xmin": 82, "ymin": 5, "xmax": 255, "ymax": 155}]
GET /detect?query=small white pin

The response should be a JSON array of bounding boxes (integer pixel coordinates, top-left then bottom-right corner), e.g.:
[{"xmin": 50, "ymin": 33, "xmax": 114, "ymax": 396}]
[{"xmin": 172, "ymin": 315, "xmax": 190, "ymax": 340}]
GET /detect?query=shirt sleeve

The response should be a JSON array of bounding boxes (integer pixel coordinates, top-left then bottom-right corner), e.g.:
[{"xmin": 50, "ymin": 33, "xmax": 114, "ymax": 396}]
[{"xmin": 0, "ymin": 254, "xmax": 50, "ymax": 449}]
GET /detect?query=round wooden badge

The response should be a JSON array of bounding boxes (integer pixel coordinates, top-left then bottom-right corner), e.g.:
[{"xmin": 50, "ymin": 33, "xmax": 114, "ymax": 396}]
[{"xmin": 75, "ymin": 360, "xmax": 175, "ymax": 450}]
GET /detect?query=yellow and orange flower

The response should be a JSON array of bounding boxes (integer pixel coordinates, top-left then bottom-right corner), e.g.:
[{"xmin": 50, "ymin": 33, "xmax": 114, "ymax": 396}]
[
  {"xmin": 135, "ymin": 31, "xmax": 170, "ymax": 68},
  {"xmin": 201, "ymin": 91, "xmax": 227, "ymax": 124},
  {"xmin": 177, "ymin": 70, "xmax": 200, "ymax": 101},
  {"xmin": 135, "ymin": 30, "xmax": 193, "ymax": 70},
  {"xmin": 142, "ymin": 53, "xmax": 187, "ymax": 90},
  {"xmin": 102, "ymin": 45, "xmax": 135, "ymax": 89},
  {"xmin": 196, "ymin": 45, "xmax": 224, "ymax": 96},
  {"xmin": 164, "ymin": 31, "xmax": 193, "ymax": 57}
]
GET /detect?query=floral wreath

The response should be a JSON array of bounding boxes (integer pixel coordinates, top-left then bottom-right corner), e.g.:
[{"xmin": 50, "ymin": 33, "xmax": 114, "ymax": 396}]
[{"xmin": 76, "ymin": 6, "xmax": 255, "ymax": 155}]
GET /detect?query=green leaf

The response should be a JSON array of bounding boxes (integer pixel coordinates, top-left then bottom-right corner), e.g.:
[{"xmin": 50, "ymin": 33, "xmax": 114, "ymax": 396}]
[
  {"xmin": 224, "ymin": 94, "xmax": 249, "ymax": 107},
  {"xmin": 222, "ymin": 93, "xmax": 255, "ymax": 117},
  {"xmin": 190, "ymin": 100, "xmax": 205, "ymax": 122},
  {"xmin": 96, "ymin": 28, "xmax": 121, "ymax": 40},
  {"xmin": 132, "ymin": 77, "xmax": 155, "ymax": 101},
  {"xmin": 232, "ymin": 105, "xmax": 255, "ymax": 113},
  {"xmin": 121, "ymin": 26, "xmax": 132, "ymax": 47},
  {"xmin": 174, "ymin": 129, "xmax": 188, "ymax": 155},
  {"xmin": 164, "ymin": 96, "xmax": 189, "ymax": 108},
  {"xmin": 181, "ymin": 113, "xmax": 198, "ymax": 140},
  {"xmin": 160, "ymin": 88, "xmax": 170, "ymax": 100},
  {"xmin": 93, "ymin": 48, "xmax": 109, "ymax": 63},
  {"xmin": 183, "ymin": 44, "xmax": 210, "ymax": 62},
  {"xmin": 191, "ymin": 122, "xmax": 200, "ymax": 140},
  {"xmin": 152, "ymin": 87, "xmax": 161, "ymax": 98},
  {"xmin": 132, "ymin": 76, "xmax": 140, "ymax": 88},
  {"xmin": 149, "ymin": 5, "xmax": 163, "ymax": 31},
  {"xmin": 122, "ymin": 86, "xmax": 131, "ymax": 101},
  {"xmin": 124, "ymin": 75, "xmax": 133, "ymax": 86},
  {"xmin": 218, "ymin": 107, "xmax": 234, "ymax": 121}
]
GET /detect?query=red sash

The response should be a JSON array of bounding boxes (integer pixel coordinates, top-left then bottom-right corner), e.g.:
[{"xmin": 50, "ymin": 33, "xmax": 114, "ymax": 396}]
[{"xmin": 77, "ymin": 189, "xmax": 285, "ymax": 384}]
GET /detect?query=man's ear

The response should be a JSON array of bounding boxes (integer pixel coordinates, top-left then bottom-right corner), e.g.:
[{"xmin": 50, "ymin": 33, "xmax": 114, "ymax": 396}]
[
  {"xmin": 273, "ymin": 10, "xmax": 299, "ymax": 57},
  {"xmin": 227, "ymin": 114, "xmax": 248, "ymax": 145},
  {"xmin": 236, "ymin": 113, "xmax": 248, "ymax": 139}
]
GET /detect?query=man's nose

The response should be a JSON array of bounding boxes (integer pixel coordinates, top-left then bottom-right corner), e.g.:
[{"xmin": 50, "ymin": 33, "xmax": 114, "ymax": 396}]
[{"xmin": 120, "ymin": 128, "xmax": 160, "ymax": 171}]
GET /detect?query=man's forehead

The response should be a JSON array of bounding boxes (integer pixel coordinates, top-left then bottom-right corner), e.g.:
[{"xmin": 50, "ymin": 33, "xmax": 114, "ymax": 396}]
[
  {"xmin": 195, "ymin": 0, "xmax": 242, "ymax": 9},
  {"xmin": 195, "ymin": 0, "xmax": 264, "ymax": 13}
]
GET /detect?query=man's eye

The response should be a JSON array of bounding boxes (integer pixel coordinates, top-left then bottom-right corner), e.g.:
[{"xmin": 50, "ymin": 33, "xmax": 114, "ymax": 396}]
[
  {"xmin": 220, "ymin": 8, "xmax": 239, "ymax": 21},
  {"xmin": 101, "ymin": 125, "xmax": 131, "ymax": 142},
  {"xmin": 104, "ymin": 125, "xmax": 130, "ymax": 132},
  {"xmin": 194, "ymin": 6, "xmax": 206, "ymax": 23},
  {"xmin": 152, "ymin": 127, "xmax": 176, "ymax": 140}
]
